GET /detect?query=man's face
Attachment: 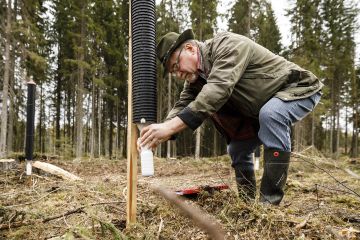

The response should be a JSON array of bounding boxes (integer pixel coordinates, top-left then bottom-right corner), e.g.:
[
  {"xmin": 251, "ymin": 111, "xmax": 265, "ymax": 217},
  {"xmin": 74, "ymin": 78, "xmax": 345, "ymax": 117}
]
[{"xmin": 167, "ymin": 43, "xmax": 198, "ymax": 83}]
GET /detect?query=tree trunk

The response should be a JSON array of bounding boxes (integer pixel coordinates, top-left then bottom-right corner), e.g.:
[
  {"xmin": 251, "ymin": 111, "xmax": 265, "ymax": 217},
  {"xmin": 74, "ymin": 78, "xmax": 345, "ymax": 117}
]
[
  {"xmin": 55, "ymin": 56, "xmax": 62, "ymax": 151},
  {"xmin": 115, "ymin": 102, "xmax": 120, "ymax": 159},
  {"xmin": 7, "ymin": 84, "xmax": 14, "ymax": 153},
  {"xmin": 66, "ymin": 90, "xmax": 71, "ymax": 150},
  {"xmin": 39, "ymin": 83, "xmax": 43, "ymax": 153},
  {"xmin": 172, "ymin": 140, "xmax": 177, "ymax": 158},
  {"xmin": 108, "ymin": 102, "xmax": 114, "ymax": 159},
  {"xmin": 350, "ymin": 107, "xmax": 358, "ymax": 158},
  {"xmin": 0, "ymin": 0, "xmax": 12, "ymax": 156},
  {"xmin": 75, "ymin": 5, "xmax": 86, "ymax": 159},
  {"xmin": 84, "ymin": 94, "xmax": 91, "ymax": 155},
  {"xmin": 167, "ymin": 74, "xmax": 172, "ymax": 159},
  {"xmin": 213, "ymin": 130, "xmax": 217, "ymax": 156},
  {"xmin": 194, "ymin": 0, "xmax": 204, "ymax": 160},
  {"xmin": 345, "ymin": 105, "xmax": 348, "ymax": 154},
  {"xmin": 335, "ymin": 107, "xmax": 340, "ymax": 159},
  {"xmin": 7, "ymin": 0, "xmax": 17, "ymax": 153},
  {"xmin": 330, "ymin": 114, "xmax": 334, "ymax": 155},
  {"xmin": 156, "ymin": 72, "xmax": 163, "ymax": 157},
  {"xmin": 195, "ymin": 127, "xmax": 201, "ymax": 159},
  {"xmin": 90, "ymin": 81, "xmax": 96, "ymax": 159},
  {"xmin": 98, "ymin": 90, "xmax": 102, "ymax": 156},
  {"xmin": 246, "ymin": 0, "xmax": 252, "ymax": 37}
]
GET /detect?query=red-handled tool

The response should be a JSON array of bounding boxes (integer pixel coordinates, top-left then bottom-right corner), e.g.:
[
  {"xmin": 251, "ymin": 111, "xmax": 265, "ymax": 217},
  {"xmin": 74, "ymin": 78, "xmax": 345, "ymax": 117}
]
[{"xmin": 175, "ymin": 184, "xmax": 229, "ymax": 196}]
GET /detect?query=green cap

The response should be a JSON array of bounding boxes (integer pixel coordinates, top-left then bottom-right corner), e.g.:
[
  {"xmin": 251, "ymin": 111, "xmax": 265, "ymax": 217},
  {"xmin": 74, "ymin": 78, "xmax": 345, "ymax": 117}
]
[{"xmin": 156, "ymin": 29, "xmax": 195, "ymax": 78}]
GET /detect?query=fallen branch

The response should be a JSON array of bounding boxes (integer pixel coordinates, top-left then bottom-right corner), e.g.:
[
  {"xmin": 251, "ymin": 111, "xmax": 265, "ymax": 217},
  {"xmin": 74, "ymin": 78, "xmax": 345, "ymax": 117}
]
[
  {"xmin": 43, "ymin": 201, "xmax": 125, "ymax": 223},
  {"xmin": 344, "ymin": 168, "xmax": 360, "ymax": 180},
  {"xmin": 32, "ymin": 161, "xmax": 82, "ymax": 181},
  {"xmin": 151, "ymin": 184, "xmax": 225, "ymax": 240},
  {"xmin": 0, "ymin": 220, "xmax": 34, "ymax": 230},
  {"xmin": 0, "ymin": 201, "xmax": 125, "ymax": 230}
]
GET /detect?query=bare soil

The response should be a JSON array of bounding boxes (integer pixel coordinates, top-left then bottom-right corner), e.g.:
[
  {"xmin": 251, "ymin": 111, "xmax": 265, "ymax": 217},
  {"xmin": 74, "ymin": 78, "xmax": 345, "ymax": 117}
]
[{"xmin": 1, "ymin": 150, "xmax": 359, "ymax": 240}]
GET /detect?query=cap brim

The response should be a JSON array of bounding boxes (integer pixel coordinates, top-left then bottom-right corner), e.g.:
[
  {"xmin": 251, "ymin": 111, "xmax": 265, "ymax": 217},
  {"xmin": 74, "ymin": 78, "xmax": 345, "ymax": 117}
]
[{"xmin": 161, "ymin": 29, "xmax": 195, "ymax": 78}]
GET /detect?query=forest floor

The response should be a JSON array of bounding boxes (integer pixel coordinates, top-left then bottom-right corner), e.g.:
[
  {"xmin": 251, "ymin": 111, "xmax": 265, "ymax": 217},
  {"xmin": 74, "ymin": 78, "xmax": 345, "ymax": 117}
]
[{"xmin": 1, "ymin": 148, "xmax": 360, "ymax": 240}]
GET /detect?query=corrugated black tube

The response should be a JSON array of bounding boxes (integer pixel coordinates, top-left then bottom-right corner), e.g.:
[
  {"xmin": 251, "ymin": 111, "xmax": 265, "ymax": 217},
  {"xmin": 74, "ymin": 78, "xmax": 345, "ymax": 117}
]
[
  {"xmin": 132, "ymin": 0, "xmax": 157, "ymax": 124},
  {"xmin": 25, "ymin": 82, "xmax": 36, "ymax": 160}
]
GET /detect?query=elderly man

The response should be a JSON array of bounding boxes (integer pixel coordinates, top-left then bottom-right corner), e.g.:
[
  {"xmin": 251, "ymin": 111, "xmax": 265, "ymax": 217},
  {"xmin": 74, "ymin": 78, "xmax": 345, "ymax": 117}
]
[{"xmin": 138, "ymin": 29, "xmax": 323, "ymax": 205}]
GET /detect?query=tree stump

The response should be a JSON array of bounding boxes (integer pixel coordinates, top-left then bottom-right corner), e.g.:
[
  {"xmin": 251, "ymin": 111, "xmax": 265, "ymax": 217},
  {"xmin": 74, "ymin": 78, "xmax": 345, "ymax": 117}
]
[{"xmin": 0, "ymin": 159, "xmax": 17, "ymax": 171}]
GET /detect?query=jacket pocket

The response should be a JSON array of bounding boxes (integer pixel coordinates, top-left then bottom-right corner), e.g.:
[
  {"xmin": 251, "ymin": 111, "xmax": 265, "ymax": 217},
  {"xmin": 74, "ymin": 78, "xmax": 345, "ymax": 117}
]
[
  {"xmin": 289, "ymin": 84, "xmax": 319, "ymax": 96},
  {"xmin": 242, "ymin": 73, "xmax": 274, "ymax": 80}
]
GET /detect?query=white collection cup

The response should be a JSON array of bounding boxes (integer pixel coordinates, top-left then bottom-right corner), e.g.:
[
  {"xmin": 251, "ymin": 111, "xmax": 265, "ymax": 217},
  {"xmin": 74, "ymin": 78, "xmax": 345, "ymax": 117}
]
[{"xmin": 140, "ymin": 146, "xmax": 154, "ymax": 176}]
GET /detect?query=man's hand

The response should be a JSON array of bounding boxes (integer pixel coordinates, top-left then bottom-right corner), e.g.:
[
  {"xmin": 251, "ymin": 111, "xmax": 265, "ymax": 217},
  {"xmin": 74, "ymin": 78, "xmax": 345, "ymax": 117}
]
[
  {"xmin": 137, "ymin": 117, "xmax": 187, "ymax": 150},
  {"xmin": 139, "ymin": 122, "xmax": 172, "ymax": 150}
]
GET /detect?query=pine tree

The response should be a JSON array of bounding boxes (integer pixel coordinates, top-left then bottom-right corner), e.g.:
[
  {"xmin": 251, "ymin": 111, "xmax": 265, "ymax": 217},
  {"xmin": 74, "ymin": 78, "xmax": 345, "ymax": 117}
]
[
  {"xmin": 228, "ymin": 0, "xmax": 252, "ymax": 37},
  {"xmin": 0, "ymin": 0, "xmax": 12, "ymax": 157},
  {"xmin": 254, "ymin": 1, "xmax": 282, "ymax": 53},
  {"xmin": 189, "ymin": 0, "xmax": 218, "ymax": 40},
  {"xmin": 228, "ymin": 0, "xmax": 282, "ymax": 54},
  {"xmin": 189, "ymin": 0, "xmax": 219, "ymax": 159},
  {"xmin": 16, "ymin": 0, "xmax": 50, "ymax": 153},
  {"xmin": 286, "ymin": 0, "xmax": 324, "ymax": 151},
  {"xmin": 156, "ymin": 0, "xmax": 181, "ymax": 158},
  {"xmin": 92, "ymin": 0, "xmax": 129, "ymax": 158},
  {"xmin": 53, "ymin": 0, "xmax": 73, "ymax": 155},
  {"xmin": 321, "ymin": 0, "xmax": 357, "ymax": 157}
]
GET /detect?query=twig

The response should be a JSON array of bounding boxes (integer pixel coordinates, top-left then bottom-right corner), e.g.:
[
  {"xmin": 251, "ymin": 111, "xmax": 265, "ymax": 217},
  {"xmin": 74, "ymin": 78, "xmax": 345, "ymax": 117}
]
[
  {"xmin": 4, "ymin": 187, "xmax": 61, "ymax": 208},
  {"xmin": 157, "ymin": 217, "xmax": 164, "ymax": 239},
  {"xmin": 43, "ymin": 207, "xmax": 85, "ymax": 223},
  {"xmin": 315, "ymin": 184, "xmax": 320, "ymax": 209},
  {"xmin": 299, "ymin": 145, "xmax": 313, "ymax": 153},
  {"xmin": 292, "ymin": 152, "xmax": 360, "ymax": 199},
  {"xmin": 0, "ymin": 201, "xmax": 126, "ymax": 230},
  {"xmin": 151, "ymin": 184, "xmax": 226, "ymax": 240},
  {"xmin": 43, "ymin": 201, "xmax": 125, "ymax": 223},
  {"xmin": 295, "ymin": 213, "xmax": 312, "ymax": 230},
  {"xmin": 315, "ymin": 183, "xmax": 360, "ymax": 197}
]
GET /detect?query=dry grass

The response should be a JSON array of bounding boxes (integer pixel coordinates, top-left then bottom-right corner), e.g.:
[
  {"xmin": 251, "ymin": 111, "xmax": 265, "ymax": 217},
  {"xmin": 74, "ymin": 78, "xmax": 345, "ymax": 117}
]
[{"xmin": 0, "ymin": 151, "xmax": 359, "ymax": 239}]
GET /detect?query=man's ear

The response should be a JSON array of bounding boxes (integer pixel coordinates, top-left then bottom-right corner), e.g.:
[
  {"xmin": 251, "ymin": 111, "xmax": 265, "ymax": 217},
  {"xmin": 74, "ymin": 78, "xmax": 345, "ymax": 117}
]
[{"xmin": 184, "ymin": 43, "xmax": 196, "ymax": 54}]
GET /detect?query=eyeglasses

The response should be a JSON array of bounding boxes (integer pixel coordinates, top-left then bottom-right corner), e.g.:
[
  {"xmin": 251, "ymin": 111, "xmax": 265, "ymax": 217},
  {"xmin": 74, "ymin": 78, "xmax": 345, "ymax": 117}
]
[{"xmin": 170, "ymin": 47, "xmax": 184, "ymax": 76}]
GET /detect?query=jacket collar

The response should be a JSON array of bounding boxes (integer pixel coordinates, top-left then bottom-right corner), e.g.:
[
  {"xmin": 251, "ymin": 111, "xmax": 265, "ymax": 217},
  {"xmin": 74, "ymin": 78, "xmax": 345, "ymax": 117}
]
[{"xmin": 196, "ymin": 41, "xmax": 211, "ymax": 79}]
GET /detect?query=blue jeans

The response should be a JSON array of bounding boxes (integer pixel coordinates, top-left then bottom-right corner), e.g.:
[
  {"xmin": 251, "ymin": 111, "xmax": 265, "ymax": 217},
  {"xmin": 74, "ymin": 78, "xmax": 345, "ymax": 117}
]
[{"xmin": 228, "ymin": 92, "xmax": 322, "ymax": 170}]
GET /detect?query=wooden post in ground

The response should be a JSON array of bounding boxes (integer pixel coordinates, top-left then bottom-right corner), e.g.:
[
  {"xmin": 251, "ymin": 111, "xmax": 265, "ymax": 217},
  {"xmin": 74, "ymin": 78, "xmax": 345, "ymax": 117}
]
[{"xmin": 126, "ymin": 0, "xmax": 138, "ymax": 226}]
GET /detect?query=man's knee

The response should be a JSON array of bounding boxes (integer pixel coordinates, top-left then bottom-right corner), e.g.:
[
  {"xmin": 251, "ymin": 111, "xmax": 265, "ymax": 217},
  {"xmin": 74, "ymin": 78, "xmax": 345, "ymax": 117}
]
[{"xmin": 259, "ymin": 107, "xmax": 282, "ymax": 126}]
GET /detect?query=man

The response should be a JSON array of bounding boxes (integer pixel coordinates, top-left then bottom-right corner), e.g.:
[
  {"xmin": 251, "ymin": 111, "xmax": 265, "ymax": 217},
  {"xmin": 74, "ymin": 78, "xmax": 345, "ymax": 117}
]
[{"xmin": 138, "ymin": 29, "xmax": 323, "ymax": 205}]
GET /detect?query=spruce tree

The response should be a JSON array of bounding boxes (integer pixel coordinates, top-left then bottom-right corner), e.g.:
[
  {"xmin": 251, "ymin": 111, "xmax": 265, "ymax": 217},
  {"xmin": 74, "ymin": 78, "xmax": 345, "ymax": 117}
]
[
  {"xmin": 189, "ymin": 0, "xmax": 219, "ymax": 158},
  {"xmin": 228, "ymin": 0, "xmax": 252, "ymax": 37},
  {"xmin": 321, "ymin": 0, "xmax": 357, "ymax": 156}
]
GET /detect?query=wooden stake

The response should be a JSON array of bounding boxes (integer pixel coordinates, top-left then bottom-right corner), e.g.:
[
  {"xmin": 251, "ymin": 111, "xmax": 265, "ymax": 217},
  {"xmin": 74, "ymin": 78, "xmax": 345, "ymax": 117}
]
[
  {"xmin": 126, "ymin": 0, "xmax": 138, "ymax": 226},
  {"xmin": 152, "ymin": 185, "xmax": 226, "ymax": 240}
]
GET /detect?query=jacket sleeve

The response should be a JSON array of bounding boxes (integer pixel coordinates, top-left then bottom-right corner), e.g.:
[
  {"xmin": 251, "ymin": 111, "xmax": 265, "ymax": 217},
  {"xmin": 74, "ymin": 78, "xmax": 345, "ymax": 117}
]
[{"xmin": 177, "ymin": 34, "xmax": 253, "ymax": 130}]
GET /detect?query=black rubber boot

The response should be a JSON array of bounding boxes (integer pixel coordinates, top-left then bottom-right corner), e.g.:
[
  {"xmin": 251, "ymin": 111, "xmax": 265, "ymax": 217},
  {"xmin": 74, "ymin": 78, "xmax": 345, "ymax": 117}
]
[
  {"xmin": 259, "ymin": 149, "xmax": 290, "ymax": 205},
  {"xmin": 234, "ymin": 167, "xmax": 256, "ymax": 202}
]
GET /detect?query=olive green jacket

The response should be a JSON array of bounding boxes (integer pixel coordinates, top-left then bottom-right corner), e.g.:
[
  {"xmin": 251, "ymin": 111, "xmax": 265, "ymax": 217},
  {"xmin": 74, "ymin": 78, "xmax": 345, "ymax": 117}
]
[{"xmin": 166, "ymin": 32, "xmax": 323, "ymax": 130}]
